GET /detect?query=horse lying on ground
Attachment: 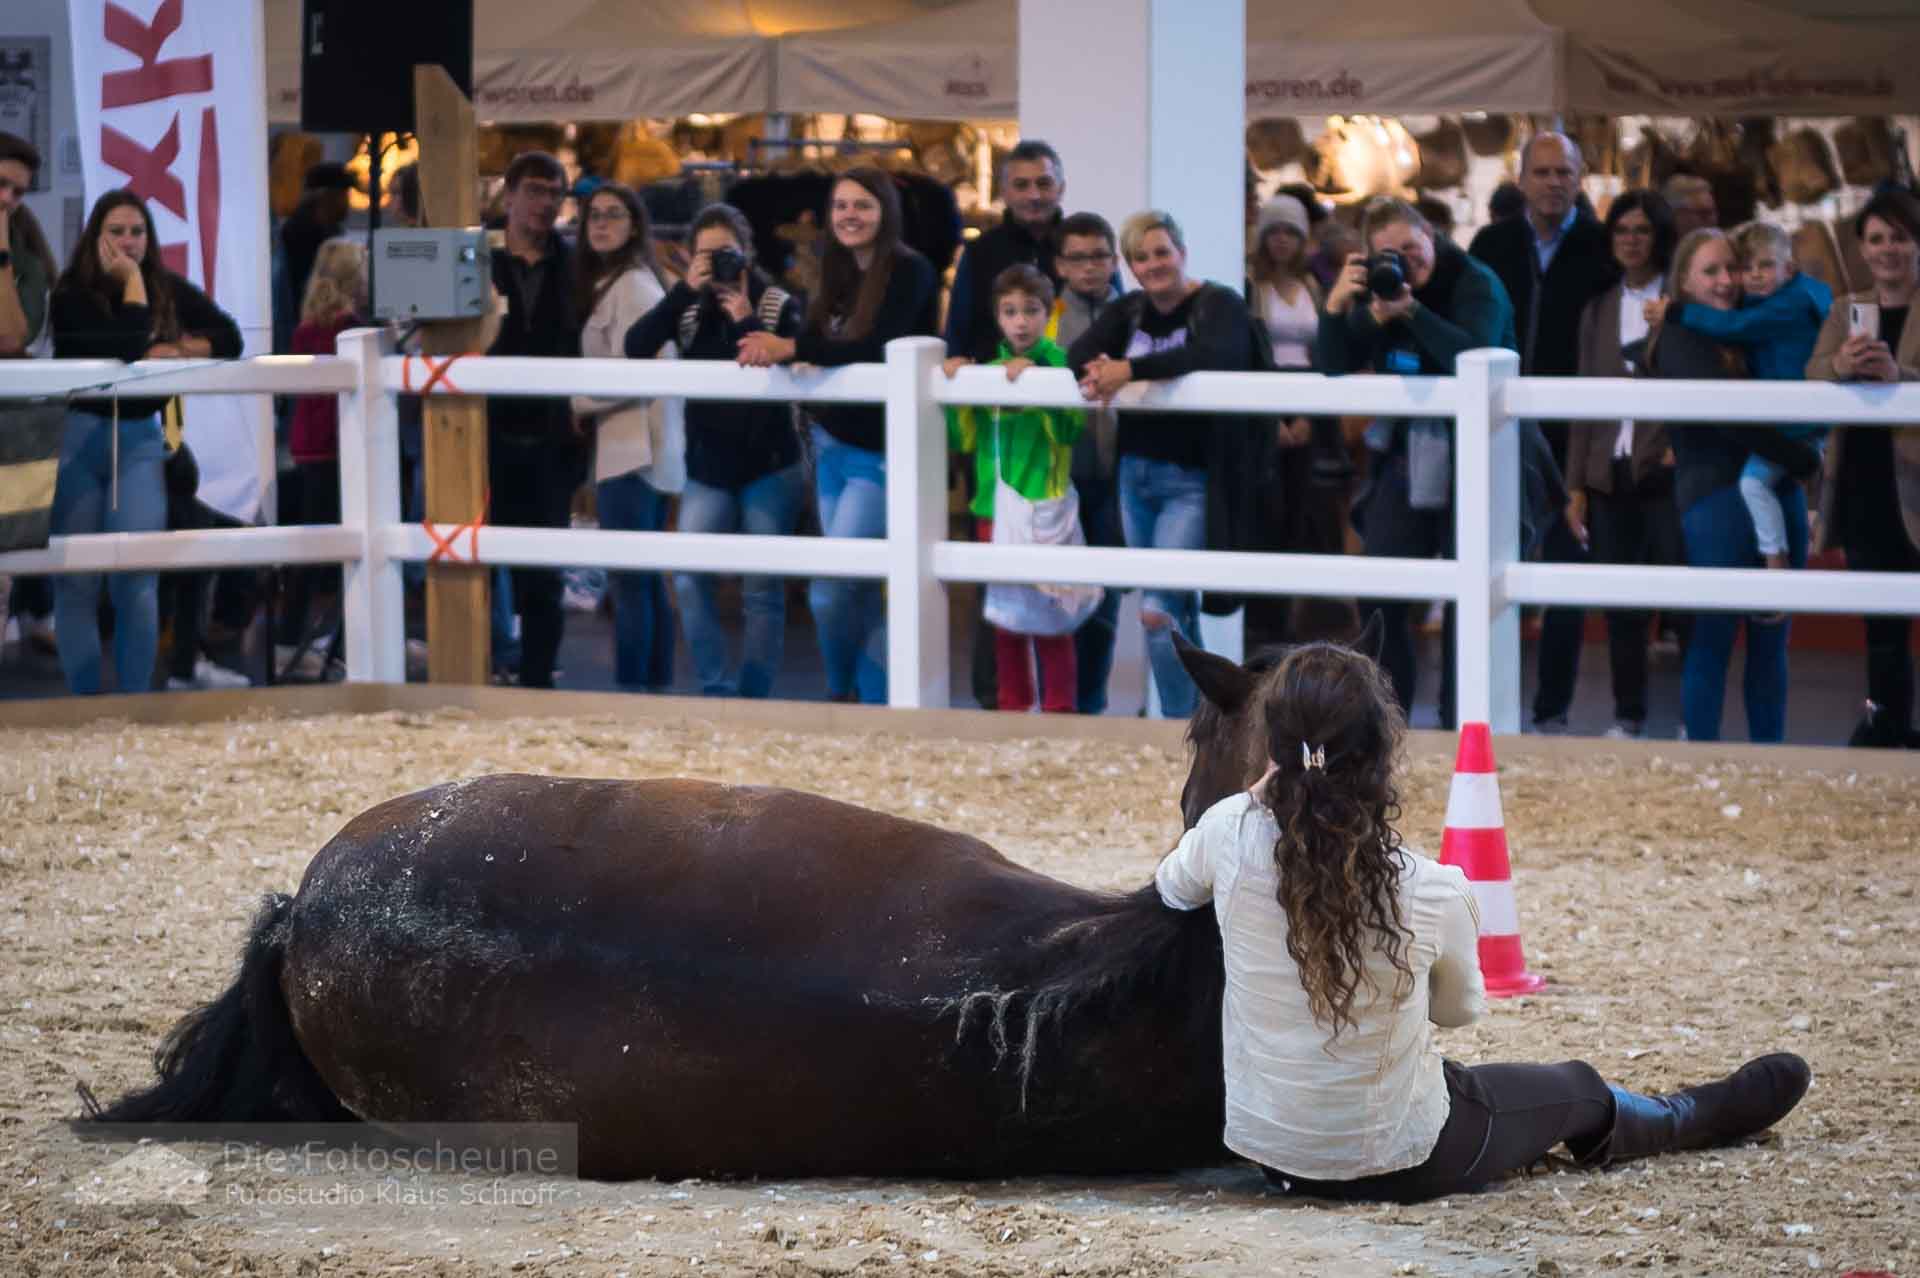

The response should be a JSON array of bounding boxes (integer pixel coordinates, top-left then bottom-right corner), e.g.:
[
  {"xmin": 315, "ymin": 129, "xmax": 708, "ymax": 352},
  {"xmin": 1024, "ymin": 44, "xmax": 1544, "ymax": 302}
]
[{"xmin": 90, "ymin": 635, "xmax": 1303, "ymax": 1179}]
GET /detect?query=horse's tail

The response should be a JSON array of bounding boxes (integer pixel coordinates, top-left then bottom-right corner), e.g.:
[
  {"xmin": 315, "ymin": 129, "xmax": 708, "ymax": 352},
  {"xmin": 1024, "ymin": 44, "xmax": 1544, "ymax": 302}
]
[{"xmin": 81, "ymin": 893, "xmax": 353, "ymax": 1124}]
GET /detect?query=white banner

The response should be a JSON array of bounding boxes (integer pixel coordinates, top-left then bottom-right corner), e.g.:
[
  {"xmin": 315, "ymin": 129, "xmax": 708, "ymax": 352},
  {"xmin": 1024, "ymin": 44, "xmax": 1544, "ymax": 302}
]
[{"xmin": 67, "ymin": 0, "xmax": 274, "ymax": 523}]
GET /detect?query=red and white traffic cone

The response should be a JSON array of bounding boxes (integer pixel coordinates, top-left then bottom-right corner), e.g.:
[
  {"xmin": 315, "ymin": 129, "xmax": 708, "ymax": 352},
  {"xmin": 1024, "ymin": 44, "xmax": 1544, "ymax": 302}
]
[{"xmin": 1438, "ymin": 723, "xmax": 1546, "ymax": 997}]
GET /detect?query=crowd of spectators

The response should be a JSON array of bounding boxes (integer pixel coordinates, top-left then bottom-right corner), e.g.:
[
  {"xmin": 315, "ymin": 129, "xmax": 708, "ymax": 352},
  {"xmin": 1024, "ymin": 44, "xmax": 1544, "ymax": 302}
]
[{"xmin": 3, "ymin": 125, "xmax": 1916, "ymax": 748}]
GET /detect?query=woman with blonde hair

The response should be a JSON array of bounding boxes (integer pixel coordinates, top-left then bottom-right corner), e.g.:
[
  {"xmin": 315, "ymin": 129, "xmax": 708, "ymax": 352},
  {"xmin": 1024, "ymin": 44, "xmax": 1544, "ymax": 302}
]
[
  {"xmin": 574, "ymin": 181, "xmax": 679, "ymax": 691},
  {"xmin": 1639, "ymin": 228, "xmax": 1820, "ymax": 741},
  {"xmin": 1066, "ymin": 209, "xmax": 1263, "ymax": 719},
  {"xmin": 278, "ymin": 236, "xmax": 368, "ymax": 679}
]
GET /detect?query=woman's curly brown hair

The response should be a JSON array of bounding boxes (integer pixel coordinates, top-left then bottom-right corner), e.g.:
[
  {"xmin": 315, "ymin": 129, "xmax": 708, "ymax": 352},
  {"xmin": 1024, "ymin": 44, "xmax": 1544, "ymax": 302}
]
[{"xmin": 1255, "ymin": 642, "xmax": 1414, "ymax": 1040}]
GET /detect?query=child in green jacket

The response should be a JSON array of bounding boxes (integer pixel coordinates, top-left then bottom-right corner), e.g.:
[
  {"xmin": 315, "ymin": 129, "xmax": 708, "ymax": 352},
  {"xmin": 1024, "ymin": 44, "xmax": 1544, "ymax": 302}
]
[{"xmin": 947, "ymin": 265, "xmax": 1086, "ymax": 712}]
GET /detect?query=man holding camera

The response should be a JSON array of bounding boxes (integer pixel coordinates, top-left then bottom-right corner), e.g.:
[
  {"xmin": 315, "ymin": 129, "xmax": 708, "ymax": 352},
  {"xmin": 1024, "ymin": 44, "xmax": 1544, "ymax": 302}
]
[{"xmin": 1318, "ymin": 198, "xmax": 1519, "ymax": 728}]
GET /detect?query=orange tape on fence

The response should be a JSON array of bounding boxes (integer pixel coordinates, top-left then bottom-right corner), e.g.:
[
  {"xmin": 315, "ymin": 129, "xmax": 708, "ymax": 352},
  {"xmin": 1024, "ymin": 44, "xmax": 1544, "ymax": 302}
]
[
  {"xmin": 402, "ymin": 353, "xmax": 471, "ymax": 395},
  {"xmin": 424, "ymin": 490, "xmax": 489, "ymax": 566}
]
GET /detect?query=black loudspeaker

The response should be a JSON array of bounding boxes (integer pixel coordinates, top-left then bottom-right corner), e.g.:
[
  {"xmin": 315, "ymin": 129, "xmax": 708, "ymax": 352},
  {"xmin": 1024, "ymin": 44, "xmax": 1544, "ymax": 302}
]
[{"xmin": 300, "ymin": 0, "xmax": 474, "ymax": 135}]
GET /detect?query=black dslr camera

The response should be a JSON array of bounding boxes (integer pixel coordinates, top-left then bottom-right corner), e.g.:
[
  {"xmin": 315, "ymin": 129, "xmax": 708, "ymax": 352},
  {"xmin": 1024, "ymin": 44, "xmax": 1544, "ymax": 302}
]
[
  {"xmin": 1363, "ymin": 249, "xmax": 1408, "ymax": 300},
  {"xmin": 708, "ymin": 246, "xmax": 747, "ymax": 286}
]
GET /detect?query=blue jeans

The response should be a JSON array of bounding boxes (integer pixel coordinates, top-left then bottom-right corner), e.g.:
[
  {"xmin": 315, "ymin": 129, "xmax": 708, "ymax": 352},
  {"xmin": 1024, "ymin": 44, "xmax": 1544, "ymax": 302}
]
[
  {"xmin": 675, "ymin": 465, "xmax": 806, "ymax": 697},
  {"xmin": 597, "ymin": 470, "xmax": 676, "ymax": 689},
  {"xmin": 1738, "ymin": 441, "xmax": 1822, "ymax": 559},
  {"xmin": 1117, "ymin": 454, "xmax": 1206, "ymax": 719},
  {"xmin": 1679, "ymin": 482, "xmax": 1807, "ymax": 742},
  {"xmin": 808, "ymin": 425, "xmax": 887, "ymax": 703},
  {"xmin": 50, "ymin": 410, "xmax": 167, "ymax": 694}
]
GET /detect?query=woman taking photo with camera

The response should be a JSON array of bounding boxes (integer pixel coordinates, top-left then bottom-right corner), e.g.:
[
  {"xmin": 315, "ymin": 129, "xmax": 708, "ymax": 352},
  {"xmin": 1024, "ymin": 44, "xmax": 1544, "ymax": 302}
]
[
  {"xmin": 625, "ymin": 202, "xmax": 805, "ymax": 699},
  {"xmin": 736, "ymin": 168, "xmax": 938, "ymax": 704},
  {"xmin": 573, "ymin": 181, "xmax": 676, "ymax": 691}
]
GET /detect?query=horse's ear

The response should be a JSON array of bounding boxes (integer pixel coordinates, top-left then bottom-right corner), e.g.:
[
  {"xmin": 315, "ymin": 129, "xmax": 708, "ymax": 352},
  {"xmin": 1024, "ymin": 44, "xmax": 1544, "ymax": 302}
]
[
  {"xmin": 1173, "ymin": 631, "xmax": 1255, "ymax": 713},
  {"xmin": 1352, "ymin": 610, "xmax": 1386, "ymax": 663}
]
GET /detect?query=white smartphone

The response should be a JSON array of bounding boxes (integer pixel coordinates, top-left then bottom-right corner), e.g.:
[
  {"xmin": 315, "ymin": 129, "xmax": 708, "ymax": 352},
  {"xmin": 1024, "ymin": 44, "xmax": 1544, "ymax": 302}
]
[{"xmin": 1850, "ymin": 301, "xmax": 1882, "ymax": 341}]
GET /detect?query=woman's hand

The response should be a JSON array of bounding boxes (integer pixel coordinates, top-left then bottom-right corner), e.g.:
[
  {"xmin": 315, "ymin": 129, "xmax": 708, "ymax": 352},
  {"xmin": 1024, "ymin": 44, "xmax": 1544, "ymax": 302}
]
[
  {"xmin": 683, "ymin": 251, "xmax": 713, "ymax": 292},
  {"xmin": 1275, "ymin": 416, "xmax": 1311, "ymax": 449},
  {"xmin": 941, "ymin": 356, "xmax": 971, "ymax": 379},
  {"xmin": 1564, "ymin": 491, "xmax": 1590, "ymax": 549},
  {"xmin": 736, "ymin": 331, "xmax": 796, "ymax": 367},
  {"xmin": 715, "ymin": 284, "xmax": 752, "ymax": 324},
  {"xmin": 1324, "ymin": 253, "xmax": 1368, "ymax": 315},
  {"xmin": 143, "ymin": 341, "xmax": 182, "ymax": 359},
  {"xmin": 98, "ymin": 236, "xmax": 137, "ymax": 282},
  {"xmin": 1077, "ymin": 355, "xmax": 1131, "ymax": 403},
  {"xmin": 1002, "ymin": 357, "xmax": 1034, "ymax": 382},
  {"xmin": 1831, "ymin": 332, "xmax": 1880, "ymax": 380},
  {"xmin": 1858, "ymin": 339, "xmax": 1899, "ymax": 383},
  {"xmin": 1642, "ymin": 296, "xmax": 1671, "ymax": 328}
]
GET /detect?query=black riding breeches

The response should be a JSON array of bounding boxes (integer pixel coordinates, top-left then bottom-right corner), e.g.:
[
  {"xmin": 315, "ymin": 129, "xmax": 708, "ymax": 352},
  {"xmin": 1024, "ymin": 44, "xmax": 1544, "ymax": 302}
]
[{"xmin": 1262, "ymin": 1058, "xmax": 1615, "ymax": 1203}]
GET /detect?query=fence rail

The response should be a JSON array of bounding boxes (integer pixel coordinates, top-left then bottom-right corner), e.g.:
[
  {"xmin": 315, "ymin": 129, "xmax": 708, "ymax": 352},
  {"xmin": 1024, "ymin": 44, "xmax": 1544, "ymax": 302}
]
[{"xmin": 4, "ymin": 329, "xmax": 1917, "ymax": 733}]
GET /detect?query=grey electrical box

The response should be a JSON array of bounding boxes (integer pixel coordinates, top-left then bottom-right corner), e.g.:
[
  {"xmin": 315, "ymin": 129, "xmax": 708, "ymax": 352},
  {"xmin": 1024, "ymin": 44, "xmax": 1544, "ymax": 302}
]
[{"xmin": 371, "ymin": 227, "xmax": 491, "ymax": 321}]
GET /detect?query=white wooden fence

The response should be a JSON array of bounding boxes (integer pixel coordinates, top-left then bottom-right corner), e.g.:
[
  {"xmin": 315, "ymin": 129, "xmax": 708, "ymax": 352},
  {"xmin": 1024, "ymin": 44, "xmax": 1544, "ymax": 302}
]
[{"xmin": 6, "ymin": 329, "xmax": 1919, "ymax": 732}]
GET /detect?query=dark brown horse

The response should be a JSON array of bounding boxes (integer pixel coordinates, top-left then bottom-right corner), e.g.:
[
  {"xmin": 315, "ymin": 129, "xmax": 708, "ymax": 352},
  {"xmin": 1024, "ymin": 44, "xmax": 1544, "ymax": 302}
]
[
  {"xmin": 91, "ymin": 762, "xmax": 1249, "ymax": 1179},
  {"xmin": 92, "ymin": 629, "xmax": 1369, "ymax": 1179}
]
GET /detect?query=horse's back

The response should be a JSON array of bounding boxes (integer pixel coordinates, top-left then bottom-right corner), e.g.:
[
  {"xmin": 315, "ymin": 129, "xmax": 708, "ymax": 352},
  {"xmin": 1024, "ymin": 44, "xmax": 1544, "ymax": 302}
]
[{"xmin": 279, "ymin": 774, "xmax": 1099, "ymax": 1176}]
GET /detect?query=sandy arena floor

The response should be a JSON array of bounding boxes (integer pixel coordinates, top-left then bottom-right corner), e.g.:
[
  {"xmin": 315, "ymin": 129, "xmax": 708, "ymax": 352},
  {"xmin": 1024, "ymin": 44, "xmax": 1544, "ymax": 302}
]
[{"xmin": 0, "ymin": 707, "xmax": 1915, "ymax": 1276}]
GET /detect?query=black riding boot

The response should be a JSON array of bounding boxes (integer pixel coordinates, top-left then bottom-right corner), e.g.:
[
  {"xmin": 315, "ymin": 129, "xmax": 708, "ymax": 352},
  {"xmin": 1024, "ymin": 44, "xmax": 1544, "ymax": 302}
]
[{"xmin": 1568, "ymin": 1053, "xmax": 1812, "ymax": 1167}]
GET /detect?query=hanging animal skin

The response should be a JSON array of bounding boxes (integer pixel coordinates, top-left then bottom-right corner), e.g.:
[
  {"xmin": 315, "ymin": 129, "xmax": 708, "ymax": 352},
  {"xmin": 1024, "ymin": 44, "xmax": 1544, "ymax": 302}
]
[{"xmin": 1311, "ymin": 115, "xmax": 1420, "ymax": 202}]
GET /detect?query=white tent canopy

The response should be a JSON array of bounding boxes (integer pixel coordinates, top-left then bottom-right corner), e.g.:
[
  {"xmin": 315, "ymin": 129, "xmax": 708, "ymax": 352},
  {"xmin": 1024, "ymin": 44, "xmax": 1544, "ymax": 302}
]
[
  {"xmin": 266, "ymin": 0, "xmax": 1920, "ymax": 125},
  {"xmin": 779, "ymin": 0, "xmax": 1920, "ymax": 120},
  {"xmin": 265, "ymin": 0, "xmax": 931, "ymax": 124},
  {"xmin": 775, "ymin": 2, "xmax": 1015, "ymax": 120},
  {"xmin": 1248, "ymin": 0, "xmax": 1920, "ymax": 118}
]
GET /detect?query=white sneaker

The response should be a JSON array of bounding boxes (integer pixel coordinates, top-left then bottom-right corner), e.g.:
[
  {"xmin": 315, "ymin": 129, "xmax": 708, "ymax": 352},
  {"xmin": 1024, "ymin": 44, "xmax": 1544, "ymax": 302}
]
[
  {"xmin": 1603, "ymin": 720, "xmax": 1645, "ymax": 740},
  {"xmin": 193, "ymin": 658, "xmax": 253, "ymax": 689},
  {"xmin": 283, "ymin": 646, "xmax": 329, "ymax": 680},
  {"xmin": 165, "ymin": 675, "xmax": 197, "ymax": 691}
]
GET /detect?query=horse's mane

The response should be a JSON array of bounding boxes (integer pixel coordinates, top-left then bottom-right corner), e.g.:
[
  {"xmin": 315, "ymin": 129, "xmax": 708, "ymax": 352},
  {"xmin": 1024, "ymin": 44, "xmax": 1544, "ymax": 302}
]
[{"xmin": 931, "ymin": 885, "xmax": 1224, "ymax": 1115}]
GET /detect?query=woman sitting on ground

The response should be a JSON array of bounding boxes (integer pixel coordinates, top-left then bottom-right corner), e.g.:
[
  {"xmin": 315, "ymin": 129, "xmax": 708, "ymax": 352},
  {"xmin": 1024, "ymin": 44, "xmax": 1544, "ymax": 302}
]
[{"xmin": 1155, "ymin": 640, "xmax": 1810, "ymax": 1202}]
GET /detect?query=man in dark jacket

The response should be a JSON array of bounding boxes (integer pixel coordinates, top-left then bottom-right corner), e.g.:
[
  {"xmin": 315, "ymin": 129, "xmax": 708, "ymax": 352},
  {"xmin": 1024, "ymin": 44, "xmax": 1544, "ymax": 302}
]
[
  {"xmin": 1320, "ymin": 197, "xmax": 1519, "ymax": 729},
  {"xmin": 1470, "ymin": 131, "xmax": 1619, "ymax": 735},
  {"xmin": 487, "ymin": 150, "xmax": 582, "ymax": 689},
  {"xmin": 944, "ymin": 140, "xmax": 1068, "ymax": 368}
]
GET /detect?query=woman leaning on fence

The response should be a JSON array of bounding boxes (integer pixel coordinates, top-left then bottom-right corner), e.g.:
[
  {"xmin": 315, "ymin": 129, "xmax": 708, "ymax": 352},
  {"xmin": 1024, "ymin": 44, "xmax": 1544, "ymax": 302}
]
[
  {"xmin": 48, "ymin": 189, "xmax": 240, "ymax": 695},
  {"xmin": 736, "ymin": 167, "xmax": 939, "ymax": 705}
]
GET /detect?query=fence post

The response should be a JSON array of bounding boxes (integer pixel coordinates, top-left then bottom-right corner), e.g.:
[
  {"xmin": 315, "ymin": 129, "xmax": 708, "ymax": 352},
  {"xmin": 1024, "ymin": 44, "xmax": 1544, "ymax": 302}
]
[
  {"xmin": 884, "ymin": 337, "xmax": 951, "ymax": 708},
  {"xmin": 336, "ymin": 327, "xmax": 406, "ymax": 683},
  {"xmin": 1453, "ymin": 348, "xmax": 1522, "ymax": 732}
]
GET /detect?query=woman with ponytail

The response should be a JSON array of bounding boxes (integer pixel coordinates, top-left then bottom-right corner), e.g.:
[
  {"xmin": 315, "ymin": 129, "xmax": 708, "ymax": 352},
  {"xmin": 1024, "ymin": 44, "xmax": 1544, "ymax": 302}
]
[{"xmin": 1155, "ymin": 640, "xmax": 1811, "ymax": 1202}]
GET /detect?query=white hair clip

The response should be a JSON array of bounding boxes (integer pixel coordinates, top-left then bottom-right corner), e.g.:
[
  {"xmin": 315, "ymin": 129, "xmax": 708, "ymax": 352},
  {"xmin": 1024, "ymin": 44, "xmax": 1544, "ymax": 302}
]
[{"xmin": 1301, "ymin": 742, "xmax": 1326, "ymax": 770}]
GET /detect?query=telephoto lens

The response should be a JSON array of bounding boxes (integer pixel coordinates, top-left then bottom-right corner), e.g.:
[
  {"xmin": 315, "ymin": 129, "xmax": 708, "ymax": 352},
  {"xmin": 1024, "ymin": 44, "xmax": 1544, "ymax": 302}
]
[{"xmin": 1365, "ymin": 250, "xmax": 1407, "ymax": 299}]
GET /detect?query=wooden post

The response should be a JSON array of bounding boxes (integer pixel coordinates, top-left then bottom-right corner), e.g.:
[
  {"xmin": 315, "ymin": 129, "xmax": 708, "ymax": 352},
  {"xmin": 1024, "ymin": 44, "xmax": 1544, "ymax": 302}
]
[{"xmin": 412, "ymin": 64, "xmax": 491, "ymax": 684}]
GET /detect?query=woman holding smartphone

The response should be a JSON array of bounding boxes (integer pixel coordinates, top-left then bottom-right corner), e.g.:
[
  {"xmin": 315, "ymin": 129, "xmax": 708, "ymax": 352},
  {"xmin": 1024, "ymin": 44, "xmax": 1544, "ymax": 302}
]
[{"xmin": 1806, "ymin": 189, "xmax": 1920, "ymax": 749}]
